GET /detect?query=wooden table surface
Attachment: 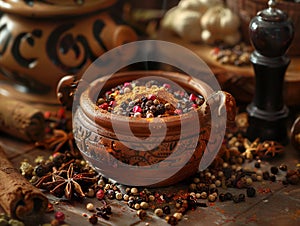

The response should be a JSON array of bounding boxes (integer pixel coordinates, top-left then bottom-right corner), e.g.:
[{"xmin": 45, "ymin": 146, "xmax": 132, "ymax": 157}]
[{"xmin": 0, "ymin": 124, "xmax": 300, "ymax": 226}]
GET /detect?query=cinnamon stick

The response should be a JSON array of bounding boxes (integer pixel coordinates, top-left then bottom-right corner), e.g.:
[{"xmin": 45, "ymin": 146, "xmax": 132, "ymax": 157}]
[
  {"xmin": 0, "ymin": 96, "xmax": 45, "ymax": 142},
  {"xmin": 0, "ymin": 146, "xmax": 48, "ymax": 223}
]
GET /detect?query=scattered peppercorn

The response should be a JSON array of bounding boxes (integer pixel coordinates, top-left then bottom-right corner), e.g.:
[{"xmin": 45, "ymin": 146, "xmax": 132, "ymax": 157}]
[
  {"xmin": 166, "ymin": 215, "xmax": 178, "ymax": 225},
  {"xmin": 173, "ymin": 212, "xmax": 183, "ymax": 221},
  {"xmin": 224, "ymin": 192, "xmax": 233, "ymax": 201},
  {"xmin": 54, "ymin": 211, "xmax": 65, "ymax": 223},
  {"xmin": 86, "ymin": 203, "xmax": 94, "ymax": 211},
  {"xmin": 163, "ymin": 205, "xmax": 171, "ymax": 214},
  {"xmin": 88, "ymin": 214, "xmax": 98, "ymax": 224},
  {"xmin": 246, "ymin": 187, "xmax": 256, "ymax": 197},
  {"xmin": 96, "ymin": 189, "xmax": 105, "ymax": 200},
  {"xmin": 279, "ymin": 164, "xmax": 288, "ymax": 171},
  {"xmin": 263, "ymin": 171, "xmax": 270, "ymax": 180},
  {"xmin": 238, "ymin": 194, "xmax": 246, "ymax": 202},
  {"xmin": 270, "ymin": 174, "xmax": 276, "ymax": 182},
  {"xmin": 219, "ymin": 193, "xmax": 226, "ymax": 202},
  {"xmin": 270, "ymin": 166, "xmax": 279, "ymax": 175},
  {"xmin": 137, "ymin": 210, "xmax": 147, "ymax": 220},
  {"xmin": 154, "ymin": 208, "xmax": 164, "ymax": 217},
  {"xmin": 106, "ymin": 190, "xmax": 115, "ymax": 199}
]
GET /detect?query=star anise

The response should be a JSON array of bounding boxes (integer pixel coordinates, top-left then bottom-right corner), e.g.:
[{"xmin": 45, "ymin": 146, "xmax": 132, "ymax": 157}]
[
  {"xmin": 35, "ymin": 129, "xmax": 79, "ymax": 156},
  {"xmin": 256, "ymin": 141, "xmax": 284, "ymax": 158},
  {"xmin": 36, "ymin": 163, "xmax": 97, "ymax": 200}
]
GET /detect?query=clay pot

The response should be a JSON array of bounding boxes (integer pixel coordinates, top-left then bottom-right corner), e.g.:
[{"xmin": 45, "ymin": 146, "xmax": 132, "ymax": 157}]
[
  {"xmin": 0, "ymin": 0, "xmax": 137, "ymax": 103},
  {"xmin": 72, "ymin": 70, "xmax": 236, "ymax": 187}
]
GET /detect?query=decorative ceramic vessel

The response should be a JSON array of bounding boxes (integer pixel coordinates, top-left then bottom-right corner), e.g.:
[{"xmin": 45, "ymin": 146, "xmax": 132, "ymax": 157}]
[
  {"xmin": 72, "ymin": 71, "xmax": 236, "ymax": 187},
  {"xmin": 0, "ymin": 0, "xmax": 137, "ymax": 103}
]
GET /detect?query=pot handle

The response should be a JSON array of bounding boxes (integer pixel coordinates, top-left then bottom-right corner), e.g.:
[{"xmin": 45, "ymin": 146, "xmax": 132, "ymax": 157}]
[{"xmin": 56, "ymin": 75, "xmax": 79, "ymax": 110}]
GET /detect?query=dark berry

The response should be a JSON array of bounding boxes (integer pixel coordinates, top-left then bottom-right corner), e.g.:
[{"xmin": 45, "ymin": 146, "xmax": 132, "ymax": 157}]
[
  {"xmin": 279, "ymin": 164, "xmax": 288, "ymax": 171},
  {"xmin": 55, "ymin": 211, "xmax": 65, "ymax": 223},
  {"xmin": 163, "ymin": 205, "xmax": 171, "ymax": 214},
  {"xmin": 167, "ymin": 216, "xmax": 178, "ymax": 225},
  {"xmin": 233, "ymin": 196, "xmax": 240, "ymax": 203},
  {"xmin": 270, "ymin": 175, "xmax": 276, "ymax": 182},
  {"xmin": 96, "ymin": 189, "xmax": 105, "ymax": 200},
  {"xmin": 224, "ymin": 192, "xmax": 233, "ymax": 201},
  {"xmin": 254, "ymin": 162, "xmax": 261, "ymax": 168},
  {"xmin": 219, "ymin": 193, "xmax": 226, "ymax": 202},
  {"xmin": 127, "ymin": 200, "xmax": 135, "ymax": 208},
  {"xmin": 89, "ymin": 214, "xmax": 98, "ymax": 224},
  {"xmin": 246, "ymin": 187, "xmax": 256, "ymax": 197},
  {"xmin": 238, "ymin": 194, "xmax": 246, "ymax": 202},
  {"xmin": 34, "ymin": 164, "xmax": 48, "ymax": 177},
  {"xmin": 263, "ymin": 171, "xmax": 270, "ymax": 180},
  {"xmin": 270, "ymin": 166, "xmax": 279, "ymax": 175}
]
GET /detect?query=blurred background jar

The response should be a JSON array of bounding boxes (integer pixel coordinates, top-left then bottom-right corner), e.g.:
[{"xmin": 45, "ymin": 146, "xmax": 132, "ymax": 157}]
[{"xmin": 0, "ymin": 0, "xmax": 137, "ymax": 107}]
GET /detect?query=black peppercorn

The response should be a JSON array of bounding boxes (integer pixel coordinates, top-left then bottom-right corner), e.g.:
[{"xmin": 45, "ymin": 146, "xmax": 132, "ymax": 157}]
[
  {"xmin": 270, "ymin": 175, "xmax": 276, "ymax": 182},
  {"xmin": 279, "ymin": 164, "xmax": 288, "ymax": 171},
  {"xmin": 263, "ymin": 171, "xmax": 270, "ymax": 180},
  {"xmin": 254, "ymin": 162, "xmax": 261, "ymax": 168},
  {"xmin": 163, "ymin": 205, "xmax": 171, "ymax": 214},
  {"xmin": 187, "ymin": 198, "xmax": 197, "ymax": 210},
  {"xmin": 224, "ymin": 192, "xmax": 233, "ymax": 201},
  {"xmin": 34, "ymin": 164, "xmax": 48, "ymax": 177},
  {"xmin": 219, "ymin": 193, "xmax": 226, "ymax": 202},
  {"xmin": 103, "ymin": 205, "xmax": 112, "ymax": 215},
  {"xmin": 89, "ymin": 214, "xmax": 98, "ymax": 224},
  {"xmin": 246, "ymin": 187, "xmax": 256, "ymax": 198},
  {"xmin": 127, "ymin": 200, "xmax": 135, "ymax": 208},
  {"xmin": 238, "ymin": 194, "xmax": 245, "ymax": 202},
  {"xmin": 107, "ymin": 190, "xmax": 115, "ymax": 199},
  {"xmin": 52, "ymin": 153, "xmax": 65, "ymax": 167},
  {"xmin": 166, "ymin": 215, "xmax": 178, "ymax": 225},
  {"xmin": 270, "ymin": 166, "xmax": 279, "ymax": 175},
  {"xmin": 233, "ymin": 196, "xmax": 240, "ymax": 203}
]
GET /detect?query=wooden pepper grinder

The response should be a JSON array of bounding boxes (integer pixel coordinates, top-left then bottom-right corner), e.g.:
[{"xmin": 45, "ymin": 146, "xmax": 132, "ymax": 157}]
[{"xmin": 246, "ymin": 0, "xmax": 294, "ymax": 144}]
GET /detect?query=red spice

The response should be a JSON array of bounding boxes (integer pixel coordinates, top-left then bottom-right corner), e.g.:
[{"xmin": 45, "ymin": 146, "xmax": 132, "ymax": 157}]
[
  {"xmin": 57, "ymin": 108, "xmax": 66, "ymax": 119},
  {"xmin": 55, "ymin": 211, "xmax": 65, "ymax": 223},
  {"xmin": 99, "ymin": 103, "xmax": 109, "ymax": 110},
  {"xmin": 189, "ymin": 93, "xmax": 197, "ymax": 102},
  {"xmin": 163, "ymin": 83, "xmax": 171, "ymax": 89},
  {"xmin": 44, "ymin": 111, "xmax": 51, "ymax": 119},
  {"xmin": 46, "ymin": 203, "xmax": 54, "ymax": 213},
  {"xmin": 148, "ymin": 94, "xmax": 157, "ymax": 101},
  {"xmin": 133, "ymin": 105, "xmax": 142, "ymax": 113},
  {"xmin": 257, "ymin": 187, "xmax": 272, "ymax": 194},
  {"xmin": 96, "ymin": 189, "xmax": 105, "ymax": 200}
]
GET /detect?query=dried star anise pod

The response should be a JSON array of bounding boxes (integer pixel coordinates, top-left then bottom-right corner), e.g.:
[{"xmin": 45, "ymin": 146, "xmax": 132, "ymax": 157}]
[
  {"xmin": 35, "ymin": 129, "xmax": 80, "ymax": 157},
  {"xmin": 256, "ymin": 141, "xmax": 284, "ymax": 158},
  {"xmin": 36, "ymin": 163, "xmax": 97, "ymax": 200}
]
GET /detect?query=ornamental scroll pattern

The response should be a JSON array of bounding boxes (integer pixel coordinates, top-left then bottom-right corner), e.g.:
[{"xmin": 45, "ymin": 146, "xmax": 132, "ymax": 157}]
[
  {"xmin": 0, "ymin": 10, "xmax": 131, "ymax": 92},
  {"xmin": 0, "ymin": 19, "xmax": 111, "ymax": 73}
]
